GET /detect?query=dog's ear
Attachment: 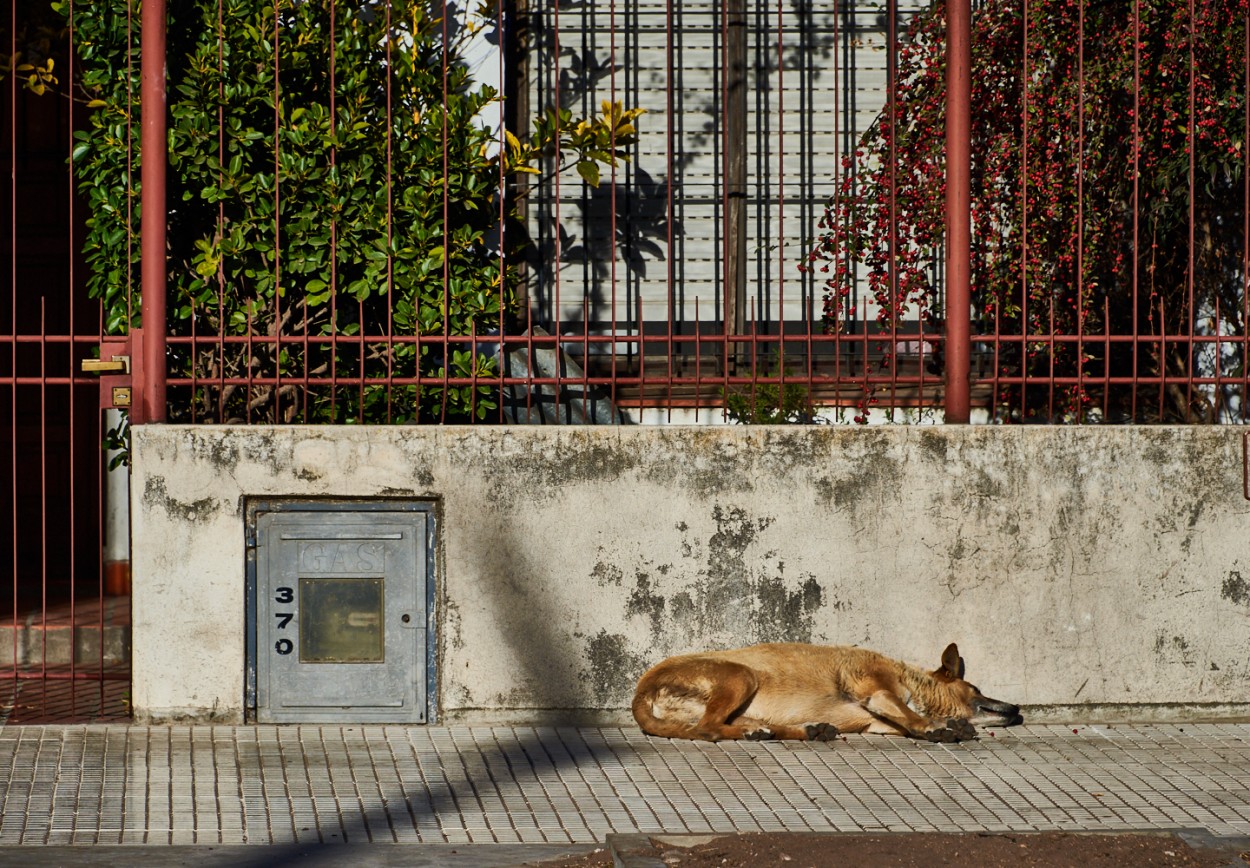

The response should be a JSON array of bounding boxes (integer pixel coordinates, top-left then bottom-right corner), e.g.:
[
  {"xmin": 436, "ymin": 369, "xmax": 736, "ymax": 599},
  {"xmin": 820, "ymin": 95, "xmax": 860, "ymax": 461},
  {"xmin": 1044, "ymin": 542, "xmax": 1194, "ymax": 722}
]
[{"xmin": 940, "ymin": 643, "xmax": 965, "ymax": 679}]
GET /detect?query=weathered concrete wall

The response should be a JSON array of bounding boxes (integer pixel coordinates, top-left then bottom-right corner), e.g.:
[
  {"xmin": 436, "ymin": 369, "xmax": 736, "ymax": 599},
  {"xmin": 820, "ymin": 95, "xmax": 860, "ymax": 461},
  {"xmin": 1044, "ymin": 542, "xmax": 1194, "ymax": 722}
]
[{"xmin": 129, "ymin": 425, "xmax": 1250, "ymax": 723}]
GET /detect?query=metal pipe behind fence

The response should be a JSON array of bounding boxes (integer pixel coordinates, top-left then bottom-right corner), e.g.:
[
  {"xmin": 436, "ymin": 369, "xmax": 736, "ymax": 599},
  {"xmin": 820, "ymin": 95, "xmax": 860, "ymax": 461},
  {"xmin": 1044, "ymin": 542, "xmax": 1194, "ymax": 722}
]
[
  {"xmin": 140, "ymin": 0, "xmax": 168, "ymax": 423},
  {"xmin": 945, "ymin": 0, "xmax": 972, "ymax": 423}
]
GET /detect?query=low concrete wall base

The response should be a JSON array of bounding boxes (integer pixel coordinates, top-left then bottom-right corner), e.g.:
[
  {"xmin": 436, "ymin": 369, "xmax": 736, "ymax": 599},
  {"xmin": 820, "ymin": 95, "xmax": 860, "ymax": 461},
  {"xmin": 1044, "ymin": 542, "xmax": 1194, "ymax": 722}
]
[{"xmin": 129, "ymin": 425, "xmax": 1250, "ymax": 724}]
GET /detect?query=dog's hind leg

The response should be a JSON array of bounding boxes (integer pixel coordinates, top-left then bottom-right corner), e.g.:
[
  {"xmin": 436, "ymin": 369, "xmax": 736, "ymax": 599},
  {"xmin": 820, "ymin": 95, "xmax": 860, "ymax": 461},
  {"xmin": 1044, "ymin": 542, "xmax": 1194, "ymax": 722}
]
[
  {"xmin": 726, "ymin": 717, "xmax": 824, "ymax": 741},
  {"xmin": 689, "ymin": 662, "xmax": 766, "ymax": 741},
  {"xmin": 696, "ymin": 664, "xmax": 839, "ymax": 742}
]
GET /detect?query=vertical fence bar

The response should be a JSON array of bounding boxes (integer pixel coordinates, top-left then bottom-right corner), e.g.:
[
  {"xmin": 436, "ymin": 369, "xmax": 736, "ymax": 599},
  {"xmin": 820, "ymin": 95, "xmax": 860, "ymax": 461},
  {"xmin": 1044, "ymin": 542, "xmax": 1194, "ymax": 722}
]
[
  {"xmin": 441, "ymin": 0, "xmax": 453, "ymax": 421},
  {"xmin": 776, "ymin": 0, "xmax": 785, "ymax": 391},
  {"xmin": 832, "ymin": 0, "xmax": 843, "ymax": 418},
  {"xmin": 38, "ymin": 302, "xmax": 47, "ymax": 688},
  {"xmin": 493, "ymin": 0, "xmax": 503, "ymax": 424},
  {"xmin": 140, "ymin": 0, "xmax": 168, "ymax": 422},
  {"xmin": 217, "ymin": 0, "xmax": 226, "ymax": 423},
  {"xmin": 552, "ymin": 0, "xmax": 562, "ymax": 417},
  {"xmin": 1131, "ymin": 0, "xmax": 1140, "ymax": 421},
  {"xmin": 724, "ymin": 0, "xmax": 747, "ymax": 362},
  {"xmin": 67, "ymin": 0, "xmax": 80, "ymax": 710},
  {"xmin": 1186, "ymin": 0, "xmax": 1197, "ymax": 418},
  {"xmin": 609, "ymin": 0, "xmax": 623, "ymax": 417},
  {"xmin": 268, "ymin": 0, "xmax": 279, "ymax": 426},
  {"xmin": 944, "ymin": 0, "xmax": 972, "ymax": 423},
  {"xmin": 8, "ymin": 0, "xmax": 19, "ymax": 684},
  {"xmin": 1020, "ymin": 0, "xmax": 1030, "ymax": 421},
  {"xmin": 666, "ymin": 0, "xmax": 677, "ymax": 420},
  {"xmin": 886, "ymin": 0, "xmax": 898, "ymax": 417},
  {"xmin": 1076, "ymin": 0, "xmax": 1085, "ymax": 420}
]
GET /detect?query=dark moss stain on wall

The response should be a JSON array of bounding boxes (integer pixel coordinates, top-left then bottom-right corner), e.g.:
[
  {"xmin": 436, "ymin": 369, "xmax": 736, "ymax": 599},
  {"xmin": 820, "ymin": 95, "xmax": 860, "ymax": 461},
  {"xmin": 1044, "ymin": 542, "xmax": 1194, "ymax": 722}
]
[
  {"xmin": 702, "ymin": 505, "xmax": 772, "ymax": 636},
  {"xmin": 670, "ymin": 591, "xmax": 696, "ymax": 624},
  {"xmin": 1172, "ymin": 635, "xmax": 1196, "ymax": 667},
  {"xmin": 582, "ymin": 504, "xmax": 835, "ymax": 703},
  {"xmin": 458, "ymin": 431, "xmax": 642, "ymax": 510},
  {"xmin": 812, "ymin": 477, "xmax": 835, "ymax": 507},
  {"xmin": 1186, "ymin": 501, "xmax": 1205, "ymax": 529},
  {"xmin": 1223, "ymin": 571, "xmax": 1249, "ymax": 606},
  {"xmin": 750, "ymin": 574, "xmax": 824, "ymax": 642},
  {"xmin": 669, "ymin": 506, "xmax": 829, "ymax": 644},
  {"xmin": 142, "ymin": 476, "xmax": 223, "ymax": 523},
  {"xmin": 190, "ymin": 433, "xmax": 242, "ymax": 473},
  {"xmin": 443, "ymin": 599, "xmax": 465, "ymax": 652},
  {"xmin": 626, "ymin": 571, "xmax": 667, "ymax": 641},
  {"xmin": 591, "ymin": 559, "xmax": 625, "ymax": 587},
  {"xmin": 562, "ymin": 440, "xmax": 639, "ymax": 487},
  {"xmin": 917, "ymin": 429, "xmax": 949, "ymax": 462},
  {"xmin": 581, "ymin": 630, "xmax": 649, "ymax": 706},
  {"xmin": 1153, "ymin": 630, "xmax": 1199, "ymax": 668},
  {"xmin": 828, "ymin": 438, "xmax": 906, "ymax": 512}
]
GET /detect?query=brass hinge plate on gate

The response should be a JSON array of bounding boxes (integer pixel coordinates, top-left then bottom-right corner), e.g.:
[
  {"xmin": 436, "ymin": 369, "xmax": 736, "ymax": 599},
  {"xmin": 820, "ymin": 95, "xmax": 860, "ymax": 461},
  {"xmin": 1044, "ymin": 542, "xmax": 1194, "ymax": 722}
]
[{"xmin": 82, "ymin": 337, "xmax": 133, "ymax": 409}]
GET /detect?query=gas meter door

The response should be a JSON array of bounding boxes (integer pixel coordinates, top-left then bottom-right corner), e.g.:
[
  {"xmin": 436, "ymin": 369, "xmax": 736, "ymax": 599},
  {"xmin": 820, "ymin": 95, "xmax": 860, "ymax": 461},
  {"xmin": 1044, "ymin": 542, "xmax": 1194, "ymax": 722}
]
[{"xmin": 255, "ymin": 510, "xmax": 427, "ymax": 723}]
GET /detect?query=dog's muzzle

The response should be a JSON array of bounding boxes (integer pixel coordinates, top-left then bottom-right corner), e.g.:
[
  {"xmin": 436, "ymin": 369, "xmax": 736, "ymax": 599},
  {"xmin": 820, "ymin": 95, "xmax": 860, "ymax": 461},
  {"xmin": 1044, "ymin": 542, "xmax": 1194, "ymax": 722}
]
[{"xmin": 972, "ymin": 697, "xmax": 1024, "ymax": 727}]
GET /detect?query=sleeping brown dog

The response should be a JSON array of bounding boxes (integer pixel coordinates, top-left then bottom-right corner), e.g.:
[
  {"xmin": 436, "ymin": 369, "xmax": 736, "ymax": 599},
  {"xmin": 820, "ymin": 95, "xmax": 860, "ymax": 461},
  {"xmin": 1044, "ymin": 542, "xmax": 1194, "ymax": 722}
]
[{"xmin": 632, "ymin": 642, "xmax": 1023, "ymax": 742}]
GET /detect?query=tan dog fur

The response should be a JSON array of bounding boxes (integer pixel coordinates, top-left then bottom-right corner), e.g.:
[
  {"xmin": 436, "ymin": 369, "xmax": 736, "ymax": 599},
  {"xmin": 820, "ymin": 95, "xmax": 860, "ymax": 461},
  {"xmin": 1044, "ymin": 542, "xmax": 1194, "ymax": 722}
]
[{"xmin": 632, "ymin": 642, "xmax": 1022, "ymax": 743}]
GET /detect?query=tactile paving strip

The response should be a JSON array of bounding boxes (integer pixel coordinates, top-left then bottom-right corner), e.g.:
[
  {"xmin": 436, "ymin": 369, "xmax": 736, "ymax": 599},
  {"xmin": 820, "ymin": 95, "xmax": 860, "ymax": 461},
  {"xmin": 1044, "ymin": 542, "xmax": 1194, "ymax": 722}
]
[{"xmin": 0, "ymin": 723, "xmax": 1245, "ymax": 845}]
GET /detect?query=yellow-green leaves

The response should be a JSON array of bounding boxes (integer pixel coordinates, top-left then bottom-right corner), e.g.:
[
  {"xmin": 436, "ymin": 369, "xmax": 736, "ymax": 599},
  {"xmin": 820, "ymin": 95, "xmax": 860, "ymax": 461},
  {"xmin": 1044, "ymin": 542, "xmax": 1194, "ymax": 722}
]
[
  {"xmin": 526, "ymin": 101, "xmax": 646, "ymax": 188},
  {"xmin": 18, "ymin": 56, "xmax": 57, "ymax": 95}
]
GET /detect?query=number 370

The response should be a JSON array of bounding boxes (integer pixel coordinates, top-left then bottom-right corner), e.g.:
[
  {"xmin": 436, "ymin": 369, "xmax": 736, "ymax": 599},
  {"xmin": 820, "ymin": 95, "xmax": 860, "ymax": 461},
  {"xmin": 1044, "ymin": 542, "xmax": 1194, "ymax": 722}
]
[{"xmin": 274, "ymin": 586, "xmax": 294, "ymax": 655}]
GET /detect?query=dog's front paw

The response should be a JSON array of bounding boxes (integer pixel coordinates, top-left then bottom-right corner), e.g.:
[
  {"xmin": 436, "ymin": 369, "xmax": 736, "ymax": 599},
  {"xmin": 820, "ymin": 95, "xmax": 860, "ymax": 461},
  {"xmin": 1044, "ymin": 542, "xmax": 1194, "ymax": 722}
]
[
  {"xmin": 744, "ymin": 727, "xmax": 775, "ymax": 741},
  {"xmin": 922, "ymin": 718, "xmax": 977, "ymax": 743},
  {"xmin": 804, "ymin": 723, "xmax": 840, "ymax": 742}
]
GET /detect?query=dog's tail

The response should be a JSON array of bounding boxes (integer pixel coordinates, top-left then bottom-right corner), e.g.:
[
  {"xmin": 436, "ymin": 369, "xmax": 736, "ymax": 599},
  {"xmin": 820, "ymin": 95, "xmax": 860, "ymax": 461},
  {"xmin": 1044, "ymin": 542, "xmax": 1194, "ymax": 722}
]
[
  {"xmin": 632, "ymin": 656, "xmax": 760, "ymax": 741},
  {"xmin": 631, "ymin": 662, "xmax": 703, "ymax": 740}
]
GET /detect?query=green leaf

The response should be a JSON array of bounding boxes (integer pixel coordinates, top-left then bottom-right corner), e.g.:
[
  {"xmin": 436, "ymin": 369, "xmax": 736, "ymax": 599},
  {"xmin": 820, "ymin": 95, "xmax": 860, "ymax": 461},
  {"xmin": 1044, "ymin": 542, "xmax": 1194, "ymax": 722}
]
[{"xmin": 576, "ymin": 160, "xmax": 600, "ymax": 187}]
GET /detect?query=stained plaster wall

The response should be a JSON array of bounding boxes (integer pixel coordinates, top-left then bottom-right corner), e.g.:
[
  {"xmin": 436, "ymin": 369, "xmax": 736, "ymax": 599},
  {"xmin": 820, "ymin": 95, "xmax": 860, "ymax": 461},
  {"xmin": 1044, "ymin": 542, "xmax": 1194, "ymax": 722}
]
[{"xmin": 129, "ymin": 424, "xmax": 1250, "ymax": 723}]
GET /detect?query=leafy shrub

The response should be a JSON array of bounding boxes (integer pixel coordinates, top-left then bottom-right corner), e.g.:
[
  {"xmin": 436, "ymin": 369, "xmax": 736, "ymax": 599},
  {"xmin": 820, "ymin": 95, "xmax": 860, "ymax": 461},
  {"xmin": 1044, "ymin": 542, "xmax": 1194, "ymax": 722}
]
[
  {"xmin": 806, "ymin": 0, "xmax": 1249, "ymax": 423},
  {"xmin": 724, "ymin": 363, "xmax": 816, "ymax": 424},
  {"xmin": 59, "ymin": 0, "xmax": 642, "ymax": 423}
]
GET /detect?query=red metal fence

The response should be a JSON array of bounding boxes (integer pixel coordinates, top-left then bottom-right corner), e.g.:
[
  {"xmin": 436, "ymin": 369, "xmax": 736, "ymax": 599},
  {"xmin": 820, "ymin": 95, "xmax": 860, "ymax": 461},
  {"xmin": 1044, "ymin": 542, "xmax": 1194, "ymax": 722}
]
[
  {"xmin": 3, "ymin": 0, "xmax": 1249, "ymax": 714},
  {"xmin": 111, "ymin": 0, "xmax": 1245, "ymax": 427},
  {"xmin": 15, "ymin": 0, "xmax": 1236, "ymax": 430}
]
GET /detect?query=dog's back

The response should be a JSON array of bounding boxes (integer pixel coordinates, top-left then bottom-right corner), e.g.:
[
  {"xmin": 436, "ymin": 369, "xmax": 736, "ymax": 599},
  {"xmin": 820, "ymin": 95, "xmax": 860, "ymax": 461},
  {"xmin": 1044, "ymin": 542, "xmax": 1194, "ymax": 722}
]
[{"xmin": 633, "ymin": 643, "xmax": 906, "ymax": 740}]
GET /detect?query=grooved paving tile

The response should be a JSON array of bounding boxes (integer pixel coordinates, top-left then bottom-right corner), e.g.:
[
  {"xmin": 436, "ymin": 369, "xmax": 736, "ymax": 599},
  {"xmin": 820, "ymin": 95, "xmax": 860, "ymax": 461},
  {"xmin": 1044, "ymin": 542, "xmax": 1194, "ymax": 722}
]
[{"xmin": 0, "ymin": 724, "xmax": 1245, "ymax": 844}]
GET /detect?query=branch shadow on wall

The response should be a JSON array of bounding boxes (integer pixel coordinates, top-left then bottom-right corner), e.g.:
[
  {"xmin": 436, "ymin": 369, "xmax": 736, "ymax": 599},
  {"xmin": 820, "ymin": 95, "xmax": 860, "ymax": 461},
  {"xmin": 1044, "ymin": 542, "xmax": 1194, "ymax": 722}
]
[{"xmin": 525, "ymin": 166, "xmax": 677, "ymax": 338}]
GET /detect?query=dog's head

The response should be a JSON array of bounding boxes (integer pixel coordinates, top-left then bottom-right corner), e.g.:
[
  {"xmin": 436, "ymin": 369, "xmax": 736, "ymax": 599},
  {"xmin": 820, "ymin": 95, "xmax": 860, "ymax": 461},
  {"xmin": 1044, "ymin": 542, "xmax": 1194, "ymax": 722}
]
[{"xmin": 931, "ymin": 643, "xmax": 1024, "ymax": 727}]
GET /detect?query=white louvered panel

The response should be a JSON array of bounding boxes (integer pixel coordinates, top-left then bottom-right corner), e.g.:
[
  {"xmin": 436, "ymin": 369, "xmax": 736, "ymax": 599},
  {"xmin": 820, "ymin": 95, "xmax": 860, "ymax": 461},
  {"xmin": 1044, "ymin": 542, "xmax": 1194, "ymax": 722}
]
[{"xmin": 525, "ymin": 1, "xmax": 929, "ymax": 341}]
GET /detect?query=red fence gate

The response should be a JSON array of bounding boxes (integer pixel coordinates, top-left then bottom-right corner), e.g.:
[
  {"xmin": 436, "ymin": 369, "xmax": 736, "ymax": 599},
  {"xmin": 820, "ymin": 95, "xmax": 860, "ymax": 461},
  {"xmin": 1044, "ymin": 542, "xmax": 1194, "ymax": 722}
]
[{"xmin": 3, "ymin": 0, "xmax": 130, "ymax": 722}]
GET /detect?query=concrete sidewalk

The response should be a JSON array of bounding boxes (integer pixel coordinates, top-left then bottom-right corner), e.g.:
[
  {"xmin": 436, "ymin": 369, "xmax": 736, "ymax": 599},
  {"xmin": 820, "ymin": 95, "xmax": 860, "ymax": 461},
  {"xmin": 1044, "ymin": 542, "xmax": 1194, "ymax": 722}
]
[{"xmin": 0, "ymin": 723, "xmax": 1246, "ymax": 857}]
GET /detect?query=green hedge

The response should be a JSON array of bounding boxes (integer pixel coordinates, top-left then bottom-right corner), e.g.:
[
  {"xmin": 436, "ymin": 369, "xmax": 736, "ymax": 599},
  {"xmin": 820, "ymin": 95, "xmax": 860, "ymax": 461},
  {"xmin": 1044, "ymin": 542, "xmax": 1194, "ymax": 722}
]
[{"xmin": 61, "ymin": 0, "xmax": 641, "ymax": 423}]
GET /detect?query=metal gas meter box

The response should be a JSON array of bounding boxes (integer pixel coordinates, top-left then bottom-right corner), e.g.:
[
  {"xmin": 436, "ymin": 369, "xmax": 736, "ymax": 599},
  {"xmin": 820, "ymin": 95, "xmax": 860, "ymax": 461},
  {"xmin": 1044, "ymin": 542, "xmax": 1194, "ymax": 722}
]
[{"xmin": 246, "ymin": 500, "xmax": 436, "ymax": 724}]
